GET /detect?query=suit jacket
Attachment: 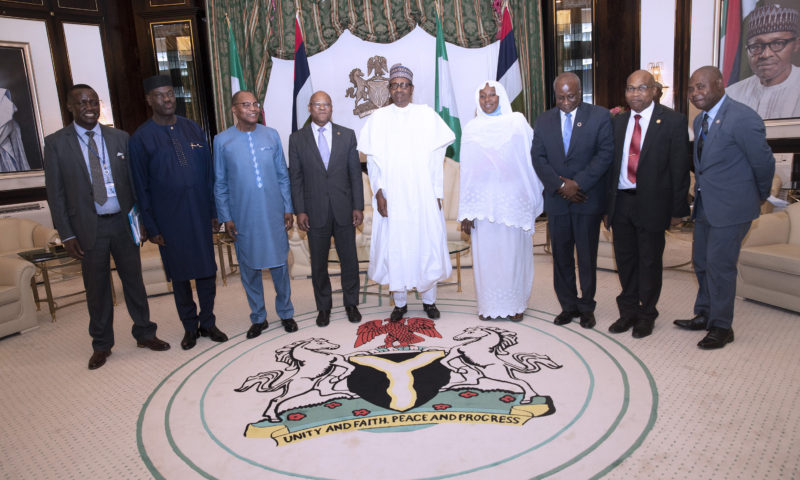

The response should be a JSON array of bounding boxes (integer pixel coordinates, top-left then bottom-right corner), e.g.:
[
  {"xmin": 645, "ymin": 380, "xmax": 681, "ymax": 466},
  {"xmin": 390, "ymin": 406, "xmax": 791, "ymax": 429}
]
[
  {"xmin": 288, "ymin": 122, "xmax": 364, "ymax": 226},
  {"xmin": 532, "ymin": 103, "xmax": 615, "ymax": 216},
  {"xmin": 692, "ymin": 96, "xmax": 775, "ymax": 227},
  {"xmin": 44, "ymin": 124, "xmax": 136, "ymax": 250},
  {"xmin": 607, "ymin": 103, "xmax": 691, "ymax": 231}
]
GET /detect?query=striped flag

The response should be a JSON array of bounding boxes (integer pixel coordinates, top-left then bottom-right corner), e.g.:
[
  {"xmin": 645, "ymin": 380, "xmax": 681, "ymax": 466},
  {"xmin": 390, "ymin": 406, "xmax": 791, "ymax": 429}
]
[
  {"xmin": 434, "ymin": 14, "xmax": 461, "ymax": 162},
  {"xmin": 226, "ymin": 16, "xmax": 246, "ymax": 95},
  {"xmin": 292, "ymin": 12, "xmax": 312, "ymax": 132},
  {"xmin": 720, "ymin": 0, "xmax": 757, "ymax": 86},
  {"xmin": 496, "ymin": 1, "xmax": 523, "ymax": 110}
]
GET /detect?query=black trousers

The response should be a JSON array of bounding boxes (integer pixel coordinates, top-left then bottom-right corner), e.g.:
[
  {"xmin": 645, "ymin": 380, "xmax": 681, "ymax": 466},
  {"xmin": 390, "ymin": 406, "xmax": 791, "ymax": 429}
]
[
  {"xmin": 548, "ymin": 212, "xmax": 601, "ymax": 313},
  {"xmin": 172, "ymin": 275, "xmax": 217, "ymax": 331},
  {"xmin": 82, "ymin": 213, "xmax": 156, "ymax": 352},
  {"xmin": 307, "ymin": 215, "xmax": 360, "ymax": 311},
  {"xmin": 611, "ymin": 191, "xmax": 666, "ymax": 321}
]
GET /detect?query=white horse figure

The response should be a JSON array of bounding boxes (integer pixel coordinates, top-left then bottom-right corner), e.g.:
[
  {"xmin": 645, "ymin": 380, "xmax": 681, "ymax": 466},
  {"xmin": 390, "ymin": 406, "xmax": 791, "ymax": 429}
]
[
  {"xmin": 442, "ymin": 326, "xmax": 562, "ymax": 404},
  {"xmin": 235, "ymin": 338, "xmax": 356, "ymax": 422}
]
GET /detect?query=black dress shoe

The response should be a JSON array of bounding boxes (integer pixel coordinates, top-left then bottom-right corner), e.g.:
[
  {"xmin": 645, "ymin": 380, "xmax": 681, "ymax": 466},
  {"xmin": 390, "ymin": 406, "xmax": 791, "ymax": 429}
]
[
  {"xmin": 632, "ymin": 318, "xmax": 654, "ymax": 339},
  {"xmin": 247, "ymin": 321, "xmax": 268, "ymax": 339},
  {"xmin": 198, "ymin": 325, "xmax": 228, "ymax": 342},
  {"xmin": 345, "ymin": 305, "xmax": 362, "ymax": 323},
  {"xmin": 281, "ymin": 318, "xmax": 299, "ymax": 333},
  {"xmin": 423, "ymin": 303, "xmax": 440, "ymax": 319},
  {"xmin": 554, "ymin": 310, "xmax": 579, "ymax": 325},
  {"xmin": 698, "ymin": 327, "xmax": 734, "ymax": 349},
  {"xmin": 316, "ymin": 310, "xmax": 331, "ymax": 327},
  {"xmin": 181, "ymin": 330, "xmax": 198, "ymax": 350},
  {"xmin": 390, "ymin": 305, "xmax": 408, "ymax": 322},
  {"xmin": 579, "ymin": 312, "xmax": 596, "ymax": 329},
  {"xmin": 608, "ymin": 317, "xmax": 635, "ymax": 334},
  {"xmin": 137, "ymin": 336, "xmax": 171, "ymax": 351},
  {"xmin": 674, "ymin": 314, "xmax": 708, "ymax": 331},
  {"xmin": 88, "ymin": 350, "xmax": 111, "ymax": 370}
]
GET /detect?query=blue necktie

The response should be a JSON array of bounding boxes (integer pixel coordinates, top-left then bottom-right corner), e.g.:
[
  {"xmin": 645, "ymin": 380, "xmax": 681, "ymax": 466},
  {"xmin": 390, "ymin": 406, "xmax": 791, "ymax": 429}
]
[
  {"xmin": 563, "ymin": 112, "xmax": 572, "ymax": 154},
  {"xmin": 318, "ymin": 126, "xmax": 330, "ymax": 170}
]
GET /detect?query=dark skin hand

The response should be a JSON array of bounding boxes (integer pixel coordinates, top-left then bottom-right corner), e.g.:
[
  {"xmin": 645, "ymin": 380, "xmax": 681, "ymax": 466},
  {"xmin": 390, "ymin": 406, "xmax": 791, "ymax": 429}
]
[
  {"xmin": 376, "ymin": 190, "xmax": 388, "ymax": 217},
  {"xmin": 225, "ymin": 214, "xmax": 292, "ymax": 241},
  {"xmin": 352, "ymin": 209, "xmax": 364, "ymax": 227},
  {"xmin": 558, "ymin": 177, "xmax": 586, "ymax": 202},
  {"xmin": 150, "ymin": 234, "xmax": 166, "ymax": 246},
  {"xmin": 298, "ymin": 210, "xmax": 363, "ymax": 231},
  {"xmin": 212, "ymin": 218, "xmax": 220, "ymax": 232},
  {"xmin": 64, "ymin": 238, "xmax": 84, "ymax": 260},
  {"xmin": 461, "ymin": 219, "xmax": 475, "ymax": 235}
]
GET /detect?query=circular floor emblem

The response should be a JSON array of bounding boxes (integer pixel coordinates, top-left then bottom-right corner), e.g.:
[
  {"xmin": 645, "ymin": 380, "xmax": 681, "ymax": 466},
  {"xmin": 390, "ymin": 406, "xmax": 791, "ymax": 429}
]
[{"xmin": 139, "ymin": 299, "xmax": 657, "ymax": 479}]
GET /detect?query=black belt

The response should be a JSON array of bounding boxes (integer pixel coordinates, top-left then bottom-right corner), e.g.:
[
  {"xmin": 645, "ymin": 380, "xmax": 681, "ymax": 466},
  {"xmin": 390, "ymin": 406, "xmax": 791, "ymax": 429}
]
[
  {"xmin": 98, "ymin": 212, "xmax": 120, "ymax": 218},
  {"xmin": 618, "ymin": 189, "xmax": 636, "ymax": 195}
]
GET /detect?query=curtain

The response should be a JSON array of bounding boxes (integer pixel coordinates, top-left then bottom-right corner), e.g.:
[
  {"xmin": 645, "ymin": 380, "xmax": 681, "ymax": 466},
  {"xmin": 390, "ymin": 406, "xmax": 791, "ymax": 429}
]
[{"xmin": 206, "ymin": 0, "xmax": 545, "ymax": 131}]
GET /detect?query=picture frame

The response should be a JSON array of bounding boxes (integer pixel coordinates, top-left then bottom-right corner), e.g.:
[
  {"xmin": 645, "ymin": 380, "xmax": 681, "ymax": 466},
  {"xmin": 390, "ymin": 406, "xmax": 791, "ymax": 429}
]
[
  {"xmin": 713, "ymin": 0, "xmax": 800, "ymax": 134},
  {"xmin": 0, "ymin": 41, "xmax": 44, "ymax": 173}
]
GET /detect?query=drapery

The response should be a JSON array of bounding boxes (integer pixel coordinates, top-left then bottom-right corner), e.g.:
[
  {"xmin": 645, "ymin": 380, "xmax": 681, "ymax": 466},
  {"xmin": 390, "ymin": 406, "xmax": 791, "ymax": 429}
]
[{"xmin": 207, "ymin": 0, "xmax": 545, "ymax": 132}]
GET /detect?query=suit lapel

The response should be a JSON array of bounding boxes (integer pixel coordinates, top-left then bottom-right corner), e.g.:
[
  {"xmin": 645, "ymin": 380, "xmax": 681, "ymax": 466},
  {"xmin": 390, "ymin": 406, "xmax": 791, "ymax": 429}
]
[
  {"xmin": 568, "ymin": 104, "xmax": 590, "ymax": 156},
  {"xmin": 101, "ymin": 126, "xmax": 123, "ymax": 186},
  {"xmin": 67, "ymin": 126, "xmax": 92, "ymax": 186},
  {"xmin": 304, "ymin": 124, "xmax": 326, "ymax": 170},
  {"xmin": 638, "ymin": 104, "xmax": 660, "ymax": 160},
  {"xmin": 702, "ymin": 98, "xmax": 729, "ymax": 160}
]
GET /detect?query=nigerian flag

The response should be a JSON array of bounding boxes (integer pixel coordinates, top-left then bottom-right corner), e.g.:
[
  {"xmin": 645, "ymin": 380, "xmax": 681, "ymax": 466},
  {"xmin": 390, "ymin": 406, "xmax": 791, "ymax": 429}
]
[
  {"xmin": 227, "ymin": 16, "xmax": 246, "ymax": 94},
  {"xmin": 434, "ymin": 14, "xmax": 461, "ymax": 162}
]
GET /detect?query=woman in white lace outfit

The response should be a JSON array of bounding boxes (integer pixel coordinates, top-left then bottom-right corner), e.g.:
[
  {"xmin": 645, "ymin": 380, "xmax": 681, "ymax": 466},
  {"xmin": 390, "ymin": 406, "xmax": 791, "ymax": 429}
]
[{"xmin": 458, "ymin": 81, "xmax": 544, "ymax": 320}]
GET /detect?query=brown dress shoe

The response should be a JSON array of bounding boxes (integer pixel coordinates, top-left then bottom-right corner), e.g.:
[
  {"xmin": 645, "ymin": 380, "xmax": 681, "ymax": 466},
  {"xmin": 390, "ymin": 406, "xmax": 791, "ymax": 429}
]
[
  {"xmin": 136, "ymin": 336, "xmax": 171, "ymax": 351},
  {"xmin": 88, "ymin": 350, "xmax": 111, "ymax": 370}
]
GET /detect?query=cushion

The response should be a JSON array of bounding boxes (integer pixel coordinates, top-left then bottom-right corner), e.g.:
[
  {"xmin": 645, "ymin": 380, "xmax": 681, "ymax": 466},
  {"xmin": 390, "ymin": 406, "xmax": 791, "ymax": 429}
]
[
  {"xmin": 739, "ymin": 243, "xmax": 800, "ymax": 275},
  {"xmin": 0, "ymin": 284, "xmax": 20, "ymax": 306}
]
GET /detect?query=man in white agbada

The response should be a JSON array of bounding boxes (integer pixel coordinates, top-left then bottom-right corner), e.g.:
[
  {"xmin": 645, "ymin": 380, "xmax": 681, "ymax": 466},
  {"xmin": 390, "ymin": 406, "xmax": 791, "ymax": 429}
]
[
  {"xmin": 459, "ymin": 81, "xmax": 544, "ymax": 321},
  {"xmin": 0, "ymin": 88, "xmax": 30, "ymax": 172},
  {"xmin": 358, "ymin": 63, "xmax": 455, "ymax": 322},
  {"xmin": 726, "ymin": 4, "xmax": 800, "ymax": 119}
]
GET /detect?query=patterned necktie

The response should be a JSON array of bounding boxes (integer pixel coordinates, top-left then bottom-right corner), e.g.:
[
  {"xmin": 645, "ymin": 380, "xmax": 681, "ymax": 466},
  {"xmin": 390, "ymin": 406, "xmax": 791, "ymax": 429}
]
[
  {"xmin": 168, "ymin": 126, "xmax": 188, "ymax": 167},
  {"xmin": 697, "ymin": 113, "xmax": 709, "ymax": 161},
  {"xmin": 85, "ymin": 131, "xmax": 107, "ymax": 205},
  {"xmin": 318, "ymin": 126, "xmax": 330, "ymax": 170},
  {"xmin": 627, "ymin": 114, "xmax": 642, "ymax": 183},
  {"xmin": 563, "ymin": 112, "xmax": 572, "ymax": 154}
]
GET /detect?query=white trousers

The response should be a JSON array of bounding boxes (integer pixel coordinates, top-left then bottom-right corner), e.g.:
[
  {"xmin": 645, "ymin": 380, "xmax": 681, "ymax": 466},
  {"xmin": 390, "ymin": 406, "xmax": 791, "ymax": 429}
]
[{"xmin": 393, "ymin": 286, "xmax": 437, "ymax": 307}]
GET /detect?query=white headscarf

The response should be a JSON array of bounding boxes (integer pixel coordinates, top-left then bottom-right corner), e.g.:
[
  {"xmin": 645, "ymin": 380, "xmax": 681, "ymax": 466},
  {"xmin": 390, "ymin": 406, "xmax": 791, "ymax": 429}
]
[{"xmin": 457, "ymin": 81, "xmax": 544, "ymax": 231}]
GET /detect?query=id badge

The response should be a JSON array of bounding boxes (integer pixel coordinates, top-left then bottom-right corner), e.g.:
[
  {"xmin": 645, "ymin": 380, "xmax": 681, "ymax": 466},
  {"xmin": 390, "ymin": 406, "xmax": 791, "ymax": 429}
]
[{"xmin": 105, "ymin": 181, "xmax": 118, "ymax": 198}]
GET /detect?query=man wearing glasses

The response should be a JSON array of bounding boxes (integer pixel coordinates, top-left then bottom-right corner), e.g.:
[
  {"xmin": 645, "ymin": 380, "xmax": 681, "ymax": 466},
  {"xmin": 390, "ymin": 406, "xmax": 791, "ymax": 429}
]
[
  {"xmin": 289, "ymin": 91, "xmax": 364, "ymax": 327},
  {"xmin": 130, "ymin": 75, "xmax": 227, "ymax": 350},
  {"xmin": 727, "ymin": 4, "xmax": 800, "ymax": 119},
  {"xmin": 358, "ymin": 63, "xmax": 456, "ymax": 322},
  {"xmin": 213, "ymin": 91, "xmax": 298, "ymax": 337}
]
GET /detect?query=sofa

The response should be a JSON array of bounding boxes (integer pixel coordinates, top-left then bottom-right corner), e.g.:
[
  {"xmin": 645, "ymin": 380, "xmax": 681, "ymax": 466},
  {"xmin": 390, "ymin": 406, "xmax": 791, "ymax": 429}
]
[{"xmin": 736, "ymin": 201, "xmax": 800, "ymax": 313}]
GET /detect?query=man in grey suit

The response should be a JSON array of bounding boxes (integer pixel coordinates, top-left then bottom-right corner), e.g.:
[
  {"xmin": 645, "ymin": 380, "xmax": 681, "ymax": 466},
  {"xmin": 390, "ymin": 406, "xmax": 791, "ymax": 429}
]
[
  {"xmin": 44, "ymin": 84, "xmax": 170, "ymax": 370},
  {"xmin": 674, "ymin": 66, "xmax": 775, "ymax": 349},
  {"xmin": 289, "ymin": 91, "xmax": 364, "ymax": 327},
  {"xmin": 532, "ymin": 72, "xmax": 615, "ymax": 329}
]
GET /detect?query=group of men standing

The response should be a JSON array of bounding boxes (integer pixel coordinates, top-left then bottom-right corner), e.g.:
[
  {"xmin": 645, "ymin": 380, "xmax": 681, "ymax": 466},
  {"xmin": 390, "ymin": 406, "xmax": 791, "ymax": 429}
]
[{"xmin": 533, "ymin": 65, "xmax": 774, "ymax": 350}]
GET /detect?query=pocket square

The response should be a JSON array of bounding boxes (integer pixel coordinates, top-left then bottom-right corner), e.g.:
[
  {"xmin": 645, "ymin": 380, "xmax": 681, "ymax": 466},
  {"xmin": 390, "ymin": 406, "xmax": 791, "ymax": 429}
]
[{"xmin": 116, "ymin": 152, "xmax": 124, "ymax": 157}]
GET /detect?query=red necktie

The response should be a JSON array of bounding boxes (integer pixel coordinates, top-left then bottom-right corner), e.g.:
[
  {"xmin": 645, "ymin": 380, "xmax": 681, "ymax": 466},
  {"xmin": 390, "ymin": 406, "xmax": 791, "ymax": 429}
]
[{"xmin": 627, "ymin": 114, "xmax": 641, "ymax": 183}]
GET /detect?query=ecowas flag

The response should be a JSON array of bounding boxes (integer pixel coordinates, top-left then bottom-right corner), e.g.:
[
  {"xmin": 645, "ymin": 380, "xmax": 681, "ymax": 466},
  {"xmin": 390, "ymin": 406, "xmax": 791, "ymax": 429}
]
[
  {"xmin": 434, "ymin": 15, "xmax": 461, "ymax": 162},
  {"xmin": 496, "ymin": 2, "xmax": 523, "ymax": 111},
  {"xmin": 292, "ymin": 12, "xmax": 313, "ymax": 132}
]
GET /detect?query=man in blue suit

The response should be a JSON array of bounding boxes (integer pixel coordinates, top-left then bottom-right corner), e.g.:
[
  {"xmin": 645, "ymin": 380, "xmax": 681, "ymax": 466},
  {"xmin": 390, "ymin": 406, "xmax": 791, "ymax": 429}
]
[
  {"xmin": 674, "ymin": 66, "xmax": 775, "ymax": 349},
  {"xmin": 532, "ymin": 73, "xmax": 614, "ymax": 328}
]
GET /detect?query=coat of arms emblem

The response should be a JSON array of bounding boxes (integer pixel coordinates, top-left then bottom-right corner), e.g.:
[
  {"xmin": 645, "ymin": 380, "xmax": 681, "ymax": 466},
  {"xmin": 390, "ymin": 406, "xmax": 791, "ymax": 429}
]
[{"xmin": 346, "ymin": 55, "xmax": 392, "ymax": 118}]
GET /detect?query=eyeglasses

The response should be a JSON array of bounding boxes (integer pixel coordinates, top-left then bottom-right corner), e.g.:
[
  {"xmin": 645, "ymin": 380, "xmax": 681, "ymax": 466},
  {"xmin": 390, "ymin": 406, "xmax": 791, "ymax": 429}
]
[
  {"xmin": 625, "ymin": 85, "xmax": 652, "ymax": 94},
  {"xmin": 234, "ymin": 101, "xmax": 261, "ymax": 109},
  {"xmin": 389, "ymin": 82, "xmax": 412, "ymax": 90},
  {"xmin": 745, "ymin": 37, "xmax": 797, "ymax": 56},
  {"xmin": 150, "ymin": 90, "xmax": 175, "ymax": 99},
  {"xmin": 310, "ymin": 102, "xmax": 331, "ymax": 109}
]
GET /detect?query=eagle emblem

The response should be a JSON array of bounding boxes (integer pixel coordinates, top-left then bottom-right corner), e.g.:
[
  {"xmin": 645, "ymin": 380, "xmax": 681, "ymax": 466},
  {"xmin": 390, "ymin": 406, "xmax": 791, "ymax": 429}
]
[
  {"xmin": 346, "ymin": 55, "xmax": 392, "ymax": 118},
  {"xmin": 355, "ymin": 317, "xmax": 442, "ymax": 348}
]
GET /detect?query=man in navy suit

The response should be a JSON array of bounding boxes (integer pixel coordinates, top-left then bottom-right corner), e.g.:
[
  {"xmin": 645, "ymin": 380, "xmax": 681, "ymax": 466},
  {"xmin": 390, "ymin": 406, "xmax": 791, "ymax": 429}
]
[
  {"xmin": 605, "ymin": 70, "xmax": 690, "ymax": 339},
  {"xmin": 674, "ymin": 66, "xmax": 774, "ymax": 349},
  {"xmin": 289, "ymin": 91, "xmax": 364, "ymax": 327},
  {"xmin": 532, "ymin": 72, "xmax": 614, "ymax": 328}
]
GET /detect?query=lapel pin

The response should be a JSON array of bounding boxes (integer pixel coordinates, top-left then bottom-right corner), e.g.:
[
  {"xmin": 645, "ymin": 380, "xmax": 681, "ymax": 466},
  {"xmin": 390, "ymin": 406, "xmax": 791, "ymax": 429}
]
[
  {"xmin": 715, "ymin": 119, "xmax": 720, "ymax": 124},
  {"xmin": 576, "ymin": 122, "xmax": 582, "ymax": 127},
  {"xmin": 656, "ymin": 119, "xmax": 661, "ymax": 124},
  {"xmin": 337, "ymin": 131, "xmax": 340, "ymax": 135}
]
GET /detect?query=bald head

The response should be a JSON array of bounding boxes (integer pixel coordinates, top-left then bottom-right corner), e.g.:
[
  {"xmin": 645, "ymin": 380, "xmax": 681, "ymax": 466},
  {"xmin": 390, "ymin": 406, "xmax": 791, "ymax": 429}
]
[
  {"xmin": 625, "ymin": 70, "xmax": 656, "ymax": 113},
  {"xmin": 553, "ymin": 72, "xmax": 582, "ymax": 114},
  {"xmin": 309, "ymin": 91, "xmax": 332, "ymax": 126},
  {"xmin": 688, "ymin": 66, "xmax": 725, "ymax": 112}
]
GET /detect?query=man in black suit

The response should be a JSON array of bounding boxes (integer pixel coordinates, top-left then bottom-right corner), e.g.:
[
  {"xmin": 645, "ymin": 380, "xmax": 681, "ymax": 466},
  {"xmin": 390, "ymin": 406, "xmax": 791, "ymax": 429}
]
[
  {"xmin": 605, "ymin": 70, "xmax": 690, "ymax": 339},
  {"xmin": 44, "ymin": 84, "xmax": 170, "ymax": 370},
  {"xmin": 532, "ymin": 72, "xmax": 614, "ymax": 329},
  {"xmin": 289, "ymin": 91, "xmax": 364, "ymax": 327}
]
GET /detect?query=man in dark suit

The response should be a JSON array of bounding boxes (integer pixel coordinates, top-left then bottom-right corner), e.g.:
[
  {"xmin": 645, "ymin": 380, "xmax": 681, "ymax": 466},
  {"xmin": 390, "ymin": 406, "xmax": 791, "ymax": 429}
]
[
  {"xmin": 289, "ymin": 90, "xmax": 364, "ymax": 327},
  {"xmin": 674, "ymin": 66, "xmax": 775, "ymax": 349},
  {"xmin": 532, "ymin": 72, "xmax": 614, "ymax": 329},
  {"xmin": 44, "ymin": 84, "xmax": 170, "ymax": 370},
  {"xmin": 605, "ymin": 70, "xmax": 690, "ymax": 339}
]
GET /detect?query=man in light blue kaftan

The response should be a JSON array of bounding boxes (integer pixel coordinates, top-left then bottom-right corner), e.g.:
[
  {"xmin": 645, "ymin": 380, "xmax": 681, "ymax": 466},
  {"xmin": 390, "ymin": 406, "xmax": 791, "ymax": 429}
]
[{"xmin": 213, "ymin": 91, "xmax": 298, "ymax": 336}]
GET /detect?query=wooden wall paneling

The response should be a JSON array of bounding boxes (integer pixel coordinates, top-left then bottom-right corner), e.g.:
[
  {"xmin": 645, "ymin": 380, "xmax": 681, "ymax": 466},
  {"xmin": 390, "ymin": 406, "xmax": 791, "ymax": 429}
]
[
  {"xmin": 0, "ymin": 0, "xmax": 46, "ymax": 10},
  {"xmin": 593, "ymin": 0, "xmax": 640, "ymax": 109},
  {"xmin": 55, "ymin": 0, "xmax": 98, "ymax": 13},
  {"xmin": 673, "ymin": 0, "xmax": 691, "ymax": 114}
]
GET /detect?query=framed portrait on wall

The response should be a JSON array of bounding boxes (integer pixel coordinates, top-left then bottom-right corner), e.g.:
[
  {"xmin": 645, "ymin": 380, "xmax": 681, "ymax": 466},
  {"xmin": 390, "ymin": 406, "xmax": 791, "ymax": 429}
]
[
  {"xmin": 714, "ymin": 0, "xmax": 800, "ymax": 125},
  {"xmin": 0, "ymin": 41, "xmax": 44, "ymax": 173}
]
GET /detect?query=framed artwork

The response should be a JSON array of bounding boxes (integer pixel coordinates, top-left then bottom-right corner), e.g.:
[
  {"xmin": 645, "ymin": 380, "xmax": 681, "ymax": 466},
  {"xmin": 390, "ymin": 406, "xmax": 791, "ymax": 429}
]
[
  {"xmin": 714, "ymin": 0, "xmax": 800, "ymax": 127},
  {"xmin": 0, "ymin": 41, "xmax": 44, "ymax": 173}
]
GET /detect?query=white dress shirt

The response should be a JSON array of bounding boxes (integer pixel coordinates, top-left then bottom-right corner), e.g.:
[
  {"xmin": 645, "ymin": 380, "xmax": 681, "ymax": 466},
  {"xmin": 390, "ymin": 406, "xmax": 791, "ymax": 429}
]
[{"xmin": 618, "ymin": 101, "xmax": 654, "ymax": 189}]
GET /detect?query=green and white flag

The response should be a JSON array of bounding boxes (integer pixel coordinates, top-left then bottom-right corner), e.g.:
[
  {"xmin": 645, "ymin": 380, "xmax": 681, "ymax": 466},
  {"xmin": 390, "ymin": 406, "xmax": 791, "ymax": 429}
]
[
  {"xmin": 434, "ymin": 14, "xmax": 461, "ymax": 162},
  {"xmin": 227, "ymin": 16, "xmax": 246, "ymax": 95}
]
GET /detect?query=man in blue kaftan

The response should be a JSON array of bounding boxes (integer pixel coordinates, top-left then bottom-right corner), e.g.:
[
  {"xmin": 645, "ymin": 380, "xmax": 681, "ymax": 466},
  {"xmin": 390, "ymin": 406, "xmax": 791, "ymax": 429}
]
[
  {"xmin": 130, "ymin": 75, "xmax": 227, "ymax": 350},
  {"xmin": 213, "ymin": 90, "xmax": 298, "ymax": 336}
]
